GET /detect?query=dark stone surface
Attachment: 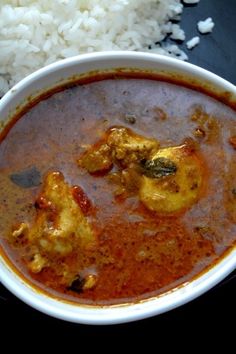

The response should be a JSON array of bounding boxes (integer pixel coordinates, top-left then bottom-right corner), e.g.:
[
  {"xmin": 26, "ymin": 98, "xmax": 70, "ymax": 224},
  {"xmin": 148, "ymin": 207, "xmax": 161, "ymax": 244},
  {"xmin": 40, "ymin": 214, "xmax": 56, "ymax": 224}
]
[{"xmin": 180, "ymin": 0, "xmax": 236, "ymax": 84}]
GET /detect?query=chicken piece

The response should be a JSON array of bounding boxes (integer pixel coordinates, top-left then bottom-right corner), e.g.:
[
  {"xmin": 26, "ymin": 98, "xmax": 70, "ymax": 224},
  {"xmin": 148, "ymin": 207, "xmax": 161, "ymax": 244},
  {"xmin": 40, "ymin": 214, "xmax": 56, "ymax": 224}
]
[
  {"xmin": 83, "ymin": 274, "xmax": 97, "ymax": 290},
  {"xmin": 32, "ymin": 171, "xmax": 95, "ymax": 251},
  {"xmin": 78, "ymin": 142, "xmax": 112, "ymax": 174},
  {"xmin": 107, "ymin": 127, "xmax": 159, "ymax": 167},
  {"xmin": 139, "ymin": 142, "xmax": 205, "ymax": 214},
  {"xmin": 12, "ymin": 172, "xmax": 96, "ymax": 272},
  {"xmin": 28, "ymin": 253, "xmax": 48, "ymax": 273},
  {"xmin": 77, "ymin": 126, "xmax": 159, "ymax": 173}
]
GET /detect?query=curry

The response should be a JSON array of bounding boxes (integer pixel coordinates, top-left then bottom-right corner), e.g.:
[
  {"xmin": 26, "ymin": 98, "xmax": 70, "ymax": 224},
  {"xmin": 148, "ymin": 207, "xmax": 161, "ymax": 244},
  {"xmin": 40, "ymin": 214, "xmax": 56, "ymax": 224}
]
[{"xmin": 0, "ymin": 73, "xmax": 235, "ymax": 305}]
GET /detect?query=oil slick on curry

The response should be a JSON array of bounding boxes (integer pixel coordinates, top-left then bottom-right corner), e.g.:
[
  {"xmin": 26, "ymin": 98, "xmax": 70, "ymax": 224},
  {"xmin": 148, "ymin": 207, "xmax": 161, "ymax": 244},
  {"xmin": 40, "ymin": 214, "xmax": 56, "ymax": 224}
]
[{"xmin": 0, "ymin": 72, "xmax": 235, "ymax": 305}]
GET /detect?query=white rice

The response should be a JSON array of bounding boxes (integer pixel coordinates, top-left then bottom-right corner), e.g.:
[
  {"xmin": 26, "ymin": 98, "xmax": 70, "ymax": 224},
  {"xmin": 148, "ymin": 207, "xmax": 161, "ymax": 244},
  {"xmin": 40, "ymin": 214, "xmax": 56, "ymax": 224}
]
[
  {"xmin": 186, "ymin": 36, "xmax": 200, "ymax": 49},
  {"xmin": 0, "ymin": 0, "xmax": 212, "ymax": 96},
  {"xmin": 170, "ymin": 24, "xmax": 186, "ymax": 41},
  {"xmin": 197, "ymin": 17, "xmax": 215, "ymax": 34}
]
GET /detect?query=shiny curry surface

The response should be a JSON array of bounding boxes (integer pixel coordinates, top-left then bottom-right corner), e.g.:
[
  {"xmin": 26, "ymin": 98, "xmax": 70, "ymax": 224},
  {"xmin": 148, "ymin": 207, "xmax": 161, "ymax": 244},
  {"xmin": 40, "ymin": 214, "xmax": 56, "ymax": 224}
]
[{"xmin": 0, "ymin": 74, "xmax": 235, "ymax": 305}]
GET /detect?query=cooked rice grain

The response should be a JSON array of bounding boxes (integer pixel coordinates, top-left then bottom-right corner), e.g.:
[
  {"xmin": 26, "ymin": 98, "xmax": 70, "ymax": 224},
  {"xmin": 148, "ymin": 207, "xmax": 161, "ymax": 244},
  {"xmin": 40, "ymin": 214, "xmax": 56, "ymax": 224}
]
[{"xmin": 0, "ymin": 0, "xmax": 201, "ymax": 95}]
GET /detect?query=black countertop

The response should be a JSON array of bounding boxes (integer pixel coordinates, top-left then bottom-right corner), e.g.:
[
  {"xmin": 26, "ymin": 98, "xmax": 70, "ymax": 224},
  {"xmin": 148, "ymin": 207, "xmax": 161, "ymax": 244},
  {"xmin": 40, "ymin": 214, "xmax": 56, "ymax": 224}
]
[{"xmin": 1, "ymin": 0, "xmax": 236, "ymax": 340}]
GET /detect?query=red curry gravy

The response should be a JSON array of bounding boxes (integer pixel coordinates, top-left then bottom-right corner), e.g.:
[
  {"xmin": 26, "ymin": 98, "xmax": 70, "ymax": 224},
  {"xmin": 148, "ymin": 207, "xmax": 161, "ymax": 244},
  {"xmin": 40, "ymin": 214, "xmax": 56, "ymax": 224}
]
[{"xmin": 0, "ymin": 73, "xmax": 235, "ymax": 305}]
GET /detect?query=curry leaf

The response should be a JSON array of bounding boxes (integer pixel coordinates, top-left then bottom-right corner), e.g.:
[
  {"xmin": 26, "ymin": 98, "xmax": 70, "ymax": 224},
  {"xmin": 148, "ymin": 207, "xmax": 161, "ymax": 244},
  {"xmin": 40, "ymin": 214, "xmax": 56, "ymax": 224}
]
[{"xmin": 141, "ymin": 157, "xmax": 177, "ymax": 178}]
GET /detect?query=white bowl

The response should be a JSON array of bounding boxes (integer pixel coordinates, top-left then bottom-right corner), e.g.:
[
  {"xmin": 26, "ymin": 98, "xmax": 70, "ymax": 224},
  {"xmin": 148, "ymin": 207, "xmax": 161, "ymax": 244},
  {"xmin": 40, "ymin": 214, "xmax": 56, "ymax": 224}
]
[{"xmin": 0, "ymin": 51, "xmax": 236, "ymax": 325}]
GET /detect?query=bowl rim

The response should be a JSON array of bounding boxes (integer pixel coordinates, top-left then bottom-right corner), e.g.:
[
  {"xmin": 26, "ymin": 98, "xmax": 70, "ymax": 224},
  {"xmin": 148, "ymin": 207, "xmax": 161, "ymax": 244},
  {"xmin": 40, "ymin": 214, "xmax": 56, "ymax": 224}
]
[
  {"xmin": 0, "ymin": 51, "xmax": 236, "ymax": 325},
  {"xmin": 1, "ymin": 51, "xmax": 236, "ymax": 106}
]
